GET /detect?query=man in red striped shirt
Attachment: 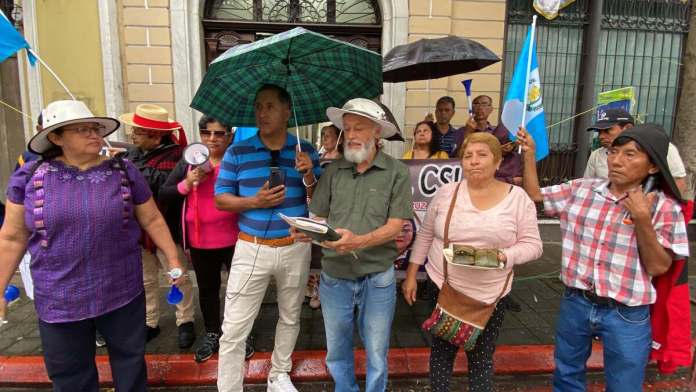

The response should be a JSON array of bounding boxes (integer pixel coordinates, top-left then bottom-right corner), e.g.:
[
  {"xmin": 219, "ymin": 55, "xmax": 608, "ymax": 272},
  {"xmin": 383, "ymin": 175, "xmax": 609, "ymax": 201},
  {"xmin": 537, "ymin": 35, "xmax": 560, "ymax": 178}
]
[{"xmin": 517, "ymin": 124, "xmax": 689, "ymax": 392}]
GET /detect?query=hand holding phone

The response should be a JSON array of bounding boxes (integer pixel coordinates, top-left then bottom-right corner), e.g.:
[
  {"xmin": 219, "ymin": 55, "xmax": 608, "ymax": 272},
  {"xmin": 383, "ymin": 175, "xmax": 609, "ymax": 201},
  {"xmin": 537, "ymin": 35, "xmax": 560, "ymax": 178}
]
[
  {"xmin": 255, "ymin": 179, "xmax": 285, "ymax": 209},
  {"xmin": 622, "ymin": 175, "xmax": 657, "ymax": 224}
]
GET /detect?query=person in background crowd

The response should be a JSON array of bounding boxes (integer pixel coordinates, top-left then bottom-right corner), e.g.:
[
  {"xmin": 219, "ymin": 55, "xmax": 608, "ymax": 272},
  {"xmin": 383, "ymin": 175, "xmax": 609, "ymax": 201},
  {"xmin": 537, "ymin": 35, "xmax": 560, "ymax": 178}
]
[
  {"xmin": 215, "ymin": 84, "xmax": 320, "ymax": 392},
  {"xmin": 296, "ymin": 98, "xmax": 412, "ymax": 392},
  {"xmin": 120, "ymin": 104, "xmax": 196, "ymax": 348},
  {"xmin": 320, "ymin": 124, "xmax": 343, "ymax": 161},
  {"xmin": 0, "ymin": 100, "xmax": 186, "ymax": 391},
  {"xmin": 402, "ymin": 121, "xmax": 449, "ymax": 160},
  {"xmin": 403, "ymin": 132, "xmax": 542, "ymax": 392},
  {"xmin": 517, "ymin": 124, "xmax": 689, "ymax": 392},
  {"xmin": 159, "ymin": 115, "xmax": 255, "ymax": 363},
  {"xmin": 425, "ymin": 96, "xmax": 465, "ymax": 157},
  {"xmin": 460, "ymin": 95, "xmax": 522, "ymax": 185},
  {"xmin": 583, "ymin": 108, "xmax": 688, "ymax": 196},
  {"xmin": 14, "ymin": 112, "xmax": 43, "ymax": 171},
  {"xmin": 394, "ymin": 219, "xmax": 417, "ymax": 270}
]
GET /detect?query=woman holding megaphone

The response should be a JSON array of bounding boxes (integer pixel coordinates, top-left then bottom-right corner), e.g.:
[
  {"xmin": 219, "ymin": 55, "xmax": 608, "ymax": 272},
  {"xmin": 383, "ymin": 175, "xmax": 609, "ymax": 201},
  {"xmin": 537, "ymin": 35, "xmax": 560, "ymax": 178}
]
[{"xmin": 159, "ymin": 115, "xmax": 253, "ymax": 363}]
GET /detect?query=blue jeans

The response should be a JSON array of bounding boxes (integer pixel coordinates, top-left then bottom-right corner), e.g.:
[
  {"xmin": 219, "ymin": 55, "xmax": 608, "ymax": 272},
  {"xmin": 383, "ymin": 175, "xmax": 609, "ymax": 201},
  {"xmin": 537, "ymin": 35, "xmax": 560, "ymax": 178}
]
[
  {"xmin": 319, "ymin": 268, "xmax": 396, "ymax": 392},
  {"xmin": 553, "ymin": 287, "xmax": 652, "ymax": 392}
]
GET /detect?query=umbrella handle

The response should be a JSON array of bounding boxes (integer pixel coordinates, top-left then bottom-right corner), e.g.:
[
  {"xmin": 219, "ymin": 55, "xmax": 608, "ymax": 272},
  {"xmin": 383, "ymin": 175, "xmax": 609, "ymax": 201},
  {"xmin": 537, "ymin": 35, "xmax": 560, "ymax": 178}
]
[
  {"xmin": 293, "ymin": 104, "xmax": 302, "ymax": 152},
  {"xmin": 291, "ymin": 101, "xmax": 309, "ymax": 174}
]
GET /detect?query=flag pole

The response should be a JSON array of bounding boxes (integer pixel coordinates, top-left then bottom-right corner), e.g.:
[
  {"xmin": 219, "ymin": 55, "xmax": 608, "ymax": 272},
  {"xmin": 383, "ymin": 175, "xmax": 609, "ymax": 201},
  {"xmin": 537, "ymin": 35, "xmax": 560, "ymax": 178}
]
[
  {"xmin": 27, "ymin": 49, "xmax": 114, "ymax": 147},
  {"xmin": 27, "ymin": 49, "xmax": 76, "ymax": 100},
  {"xmin": 518, "ymin": 15, "xmax": 538, "ymax": 154}
]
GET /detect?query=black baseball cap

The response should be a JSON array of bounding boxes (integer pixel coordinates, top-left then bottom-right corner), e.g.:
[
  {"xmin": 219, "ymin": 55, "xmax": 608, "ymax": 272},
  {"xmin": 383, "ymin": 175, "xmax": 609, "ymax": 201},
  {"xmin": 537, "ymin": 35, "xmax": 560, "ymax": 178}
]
[{"xmin": 586, "ymin": 108, "xmax": 635, "ymax": 131}]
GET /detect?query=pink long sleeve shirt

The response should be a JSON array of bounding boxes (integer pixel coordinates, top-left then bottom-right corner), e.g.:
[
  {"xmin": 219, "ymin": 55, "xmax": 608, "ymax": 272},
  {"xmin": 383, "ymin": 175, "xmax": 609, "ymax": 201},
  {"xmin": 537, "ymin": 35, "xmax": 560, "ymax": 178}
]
[
  {"xmin": 410, "ymin": 181, "xmax": 543, "ymax": 304},
  {"xmin": 177, "ymin": 165, "xmax": 239, "ymax": 249}
]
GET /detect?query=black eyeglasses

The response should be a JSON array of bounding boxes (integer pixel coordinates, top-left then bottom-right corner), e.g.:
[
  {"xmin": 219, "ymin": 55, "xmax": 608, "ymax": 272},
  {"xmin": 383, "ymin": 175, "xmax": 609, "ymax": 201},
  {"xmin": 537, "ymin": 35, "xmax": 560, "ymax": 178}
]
[{"xmin": 63, "ymin": 125, "xmax": 106, "ymax": 136}]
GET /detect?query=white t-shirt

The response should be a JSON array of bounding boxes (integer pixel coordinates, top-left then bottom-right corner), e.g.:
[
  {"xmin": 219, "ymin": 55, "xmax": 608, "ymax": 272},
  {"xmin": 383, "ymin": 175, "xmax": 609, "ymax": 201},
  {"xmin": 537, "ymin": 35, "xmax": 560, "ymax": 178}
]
[{"xmin": 584, "ymin": 142, "xmax": 686, "ymax": 179}]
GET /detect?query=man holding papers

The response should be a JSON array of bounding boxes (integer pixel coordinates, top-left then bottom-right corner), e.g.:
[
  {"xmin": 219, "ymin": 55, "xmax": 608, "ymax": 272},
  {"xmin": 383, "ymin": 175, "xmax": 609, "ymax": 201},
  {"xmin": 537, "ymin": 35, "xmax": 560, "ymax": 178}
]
[{"xmin": 296, "ymin": 98, "xmax": 412, "ymax": 392}]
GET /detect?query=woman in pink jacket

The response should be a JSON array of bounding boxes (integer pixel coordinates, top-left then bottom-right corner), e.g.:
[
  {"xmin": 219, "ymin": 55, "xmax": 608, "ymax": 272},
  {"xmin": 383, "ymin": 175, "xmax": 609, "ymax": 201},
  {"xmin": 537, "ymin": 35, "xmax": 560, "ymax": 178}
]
[
  {"xmin": 160, "ymin": 116, "xmax": 252, "ymax": 363},
  {"xmin": 402, "ymin": 132, "xmax": 543, "ymax": 392}
]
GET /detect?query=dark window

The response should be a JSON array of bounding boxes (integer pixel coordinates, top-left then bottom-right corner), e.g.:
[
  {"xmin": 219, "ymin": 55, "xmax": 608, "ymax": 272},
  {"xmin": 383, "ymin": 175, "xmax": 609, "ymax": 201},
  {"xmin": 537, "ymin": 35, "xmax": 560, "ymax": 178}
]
[
  {"xmin": 206, "ymin": 0, "xmax": 380, "ymax": 24},
  {"xmin": 503, "ymin": 0, "xmax": 691, "ymax": 184}
]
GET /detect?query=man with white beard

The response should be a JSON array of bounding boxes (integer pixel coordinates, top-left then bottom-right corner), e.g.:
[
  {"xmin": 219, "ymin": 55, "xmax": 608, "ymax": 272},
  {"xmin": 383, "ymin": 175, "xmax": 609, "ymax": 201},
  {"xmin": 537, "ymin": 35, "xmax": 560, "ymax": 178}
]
[{"xmin": 291, "ymin": 98, "xmax": 412, "ymax": 392}]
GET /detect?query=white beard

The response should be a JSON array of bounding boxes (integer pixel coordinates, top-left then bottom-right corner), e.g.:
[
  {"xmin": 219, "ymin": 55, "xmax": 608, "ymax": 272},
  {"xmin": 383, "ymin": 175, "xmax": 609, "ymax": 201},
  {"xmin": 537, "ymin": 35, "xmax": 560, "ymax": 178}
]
[{"xmin": 344, "ymin": 140, "xmax": 375, "ymax": 164}]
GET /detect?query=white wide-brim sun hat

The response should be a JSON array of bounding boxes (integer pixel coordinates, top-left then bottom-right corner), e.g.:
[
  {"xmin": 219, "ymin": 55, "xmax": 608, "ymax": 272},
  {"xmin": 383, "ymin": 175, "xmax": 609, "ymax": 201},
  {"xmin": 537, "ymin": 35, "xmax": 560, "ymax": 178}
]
[
  {"xmin": 29, "ymin": 100, "xmax": 120, "ymax": 154},
  {"xmin": 326, "ymin": 98, "xmax": 398, "ymax": 140}
]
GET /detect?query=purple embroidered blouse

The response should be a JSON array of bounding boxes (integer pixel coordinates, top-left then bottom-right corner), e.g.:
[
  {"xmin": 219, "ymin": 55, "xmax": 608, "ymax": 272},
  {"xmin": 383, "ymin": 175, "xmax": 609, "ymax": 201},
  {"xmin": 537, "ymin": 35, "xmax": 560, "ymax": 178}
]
[{"xmin": 6, "ymin": 158, "xmax": 152, "ymax": 323}]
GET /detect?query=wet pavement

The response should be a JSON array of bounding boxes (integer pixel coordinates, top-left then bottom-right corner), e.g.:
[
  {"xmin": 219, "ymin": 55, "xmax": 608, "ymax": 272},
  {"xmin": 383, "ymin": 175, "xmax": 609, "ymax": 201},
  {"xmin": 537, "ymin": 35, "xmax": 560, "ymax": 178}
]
[{"xmin": 1, "ymin": 237, "xmax": 695, "ymax": 391}]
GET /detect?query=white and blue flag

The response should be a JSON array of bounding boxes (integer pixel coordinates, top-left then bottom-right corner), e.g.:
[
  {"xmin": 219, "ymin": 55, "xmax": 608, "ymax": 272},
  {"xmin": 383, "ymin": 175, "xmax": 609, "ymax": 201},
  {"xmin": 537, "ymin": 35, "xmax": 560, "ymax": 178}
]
[
  {"xmin": 0, "ymin": 10, "xmax": 36, "ymax": 65},
  {"xmin": 501, "ymin": 26, "xmax": 548, "ymax": 161}
]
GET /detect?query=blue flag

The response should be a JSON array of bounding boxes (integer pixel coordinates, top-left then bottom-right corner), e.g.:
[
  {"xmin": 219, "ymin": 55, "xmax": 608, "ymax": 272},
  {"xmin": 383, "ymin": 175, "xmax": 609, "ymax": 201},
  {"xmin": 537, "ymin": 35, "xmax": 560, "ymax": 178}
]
[
  {"xmin": 501, "ymin": 27, "xmax": 548, "ymax": 161},
  {"xmin": 0, "ymin": 10, "xmax": 36, "ymax": 65}
]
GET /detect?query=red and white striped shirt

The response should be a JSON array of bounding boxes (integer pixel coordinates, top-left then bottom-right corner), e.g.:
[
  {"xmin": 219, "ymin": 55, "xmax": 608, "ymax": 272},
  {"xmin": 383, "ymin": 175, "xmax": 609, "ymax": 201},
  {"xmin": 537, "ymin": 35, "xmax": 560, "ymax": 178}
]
[{"xmin": 541, "ymin": 179, "xmax": 689, "ymax": 306}]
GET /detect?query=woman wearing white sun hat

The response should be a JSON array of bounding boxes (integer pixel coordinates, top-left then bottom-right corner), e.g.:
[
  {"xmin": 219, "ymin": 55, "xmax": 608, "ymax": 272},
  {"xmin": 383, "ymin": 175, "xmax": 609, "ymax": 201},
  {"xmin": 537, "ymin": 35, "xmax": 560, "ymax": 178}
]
[{"xmin": 0, "ymin": 100, "xmax": 185, "ymax": 391}]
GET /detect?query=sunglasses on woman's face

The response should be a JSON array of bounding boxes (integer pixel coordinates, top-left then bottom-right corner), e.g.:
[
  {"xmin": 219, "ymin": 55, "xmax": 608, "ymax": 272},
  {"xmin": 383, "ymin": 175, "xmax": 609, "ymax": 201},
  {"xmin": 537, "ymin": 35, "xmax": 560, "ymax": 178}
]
[{"xmin": 199, "ymin": 129, "xmax": 230, "ymax": 138}]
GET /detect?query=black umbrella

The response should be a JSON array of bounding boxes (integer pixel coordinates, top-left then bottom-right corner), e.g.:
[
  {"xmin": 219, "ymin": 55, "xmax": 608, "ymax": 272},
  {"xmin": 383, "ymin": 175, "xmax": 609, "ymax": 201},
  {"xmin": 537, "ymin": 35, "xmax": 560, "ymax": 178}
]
[
  {"xmin": 382, "ymin": 36, "xmax": 501, "ymax": 83},
  {"xmin": 378, "ymin": 102, "xmax": 404, "ymax": 141}
]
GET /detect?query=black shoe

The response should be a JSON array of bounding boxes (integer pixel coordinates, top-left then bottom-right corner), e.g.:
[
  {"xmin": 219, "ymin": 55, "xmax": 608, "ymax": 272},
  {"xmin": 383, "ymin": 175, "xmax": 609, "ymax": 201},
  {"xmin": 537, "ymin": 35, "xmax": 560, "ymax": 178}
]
[
  {"xmin": 194, "ymin": 332, "xmax": 220, "ymax": 363},
  {"xmin": 146, "ymin": 326, "xmax": 161, "ymax": 342},
  {"xmin": 245, "ymin": 335, "xmax": 255, "ymax": 360},
  {"xmin": 95, "ymin": 331, "xmax": 107, "ymax": 348},
  {"xmin": 178, "ymin": 322, "xmax": 195, "ymax": 349}
]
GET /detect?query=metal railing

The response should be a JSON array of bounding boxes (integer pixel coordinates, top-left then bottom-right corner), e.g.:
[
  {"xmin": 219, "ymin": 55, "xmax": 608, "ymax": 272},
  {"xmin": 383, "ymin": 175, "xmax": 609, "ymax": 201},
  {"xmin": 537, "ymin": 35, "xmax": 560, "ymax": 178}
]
[{"xmin": 503, "ymin": 0, "xmax": 691, "ymax": 184}]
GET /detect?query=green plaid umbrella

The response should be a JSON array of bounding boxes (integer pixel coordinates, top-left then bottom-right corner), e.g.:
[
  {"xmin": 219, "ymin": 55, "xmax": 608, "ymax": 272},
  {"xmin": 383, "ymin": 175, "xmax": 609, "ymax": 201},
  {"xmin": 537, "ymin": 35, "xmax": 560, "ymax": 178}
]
[{"xmin": 191, "ymin": 27, "xmax": 383, "ymax": 128}]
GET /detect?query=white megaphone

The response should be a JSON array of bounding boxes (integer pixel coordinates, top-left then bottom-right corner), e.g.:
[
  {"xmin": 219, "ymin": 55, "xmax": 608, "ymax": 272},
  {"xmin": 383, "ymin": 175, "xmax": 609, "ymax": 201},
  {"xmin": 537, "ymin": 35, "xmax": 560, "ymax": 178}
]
[{"xmin": 183, "ymin": 143, "xmax": 212, "ymax": 173}]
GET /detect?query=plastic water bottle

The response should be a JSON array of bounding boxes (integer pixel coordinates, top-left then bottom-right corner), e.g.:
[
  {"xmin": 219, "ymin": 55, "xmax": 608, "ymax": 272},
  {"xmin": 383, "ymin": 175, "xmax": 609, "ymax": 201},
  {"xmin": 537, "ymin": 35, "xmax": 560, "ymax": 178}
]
[
  {"xmin": 3, "ymin": 284, "xmax": 19, "ymax": 303},
  {"xmin": 166, "ymin": 269, "xmax": 183, "ymax": 305}
]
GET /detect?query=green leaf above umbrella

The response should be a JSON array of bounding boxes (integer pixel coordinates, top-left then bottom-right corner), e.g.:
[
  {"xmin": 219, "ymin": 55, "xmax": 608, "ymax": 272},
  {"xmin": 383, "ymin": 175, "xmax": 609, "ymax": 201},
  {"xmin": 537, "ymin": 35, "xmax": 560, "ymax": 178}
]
[{"xmin": 191, "ymin": 27, "xmax": 384, "ymax": 129}]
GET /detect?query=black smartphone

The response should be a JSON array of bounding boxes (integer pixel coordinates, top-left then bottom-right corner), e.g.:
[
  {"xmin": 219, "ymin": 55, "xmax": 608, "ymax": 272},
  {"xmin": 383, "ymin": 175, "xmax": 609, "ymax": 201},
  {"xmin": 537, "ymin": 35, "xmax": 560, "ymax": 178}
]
[
  {"xmin": 269, "ymin": 167, "xmax": 285, "ymax": 188},
  {"xmin": 642, "ymin": 175, "xmax": 656, "ymax": 194}
]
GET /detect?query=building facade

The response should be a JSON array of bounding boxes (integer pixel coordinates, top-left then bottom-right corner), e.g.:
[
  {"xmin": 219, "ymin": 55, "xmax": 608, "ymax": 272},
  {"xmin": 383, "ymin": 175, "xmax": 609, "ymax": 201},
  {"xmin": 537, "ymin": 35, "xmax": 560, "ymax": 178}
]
[{"xmin": 0, "ymin": 0, "xmax": 690, "ymax": 193}]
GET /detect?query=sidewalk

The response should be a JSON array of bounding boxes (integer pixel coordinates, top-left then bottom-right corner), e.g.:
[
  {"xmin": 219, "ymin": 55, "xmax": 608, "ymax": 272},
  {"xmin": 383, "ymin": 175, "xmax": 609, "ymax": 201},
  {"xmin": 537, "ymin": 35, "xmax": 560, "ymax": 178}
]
[
  {"xmin": 1, "ymin": 370, "xmax": 692, "ymax": 391},
  {"xmin": 1, "ymin": 244, "xmax": 568, "ymax": 354},
  {"xmin": 1, "ymin": 242, "xmax": 695, "ymax": 388}
]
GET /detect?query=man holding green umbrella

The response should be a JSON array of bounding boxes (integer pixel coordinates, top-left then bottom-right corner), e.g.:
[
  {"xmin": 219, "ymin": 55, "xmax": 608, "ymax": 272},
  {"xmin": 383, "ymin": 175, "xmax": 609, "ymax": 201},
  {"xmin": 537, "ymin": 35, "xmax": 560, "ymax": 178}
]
[
  {"xmin": 195, "ymin": 30, "xmax": 384, "ymax": 391},
  {"xmin": 214, "ymin": 84, "xmax": 321, "ymax": 392}
]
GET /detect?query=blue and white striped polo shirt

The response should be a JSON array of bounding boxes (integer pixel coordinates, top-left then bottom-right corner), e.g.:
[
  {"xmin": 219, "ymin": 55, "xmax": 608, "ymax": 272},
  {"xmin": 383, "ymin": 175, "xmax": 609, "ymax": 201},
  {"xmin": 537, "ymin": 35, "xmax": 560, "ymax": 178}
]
[
  {"xmin": 438, "ymin": 125, "xmax": 464, "ymax": 157},
  {"xmin": 215, "ymin": 133, "xmax": 321, "ymax": 239}
]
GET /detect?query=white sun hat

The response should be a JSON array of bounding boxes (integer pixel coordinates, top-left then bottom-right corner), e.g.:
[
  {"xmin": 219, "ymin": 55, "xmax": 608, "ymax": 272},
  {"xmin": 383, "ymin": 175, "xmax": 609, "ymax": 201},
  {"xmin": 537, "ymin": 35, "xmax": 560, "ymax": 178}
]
[
  {"xmin": 29, "ymin": 100, "xmax": 120, "ymax": 154},
  {"xmin": 326, "ymin": 98, "xmax": 398, "ymax": 140}
]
